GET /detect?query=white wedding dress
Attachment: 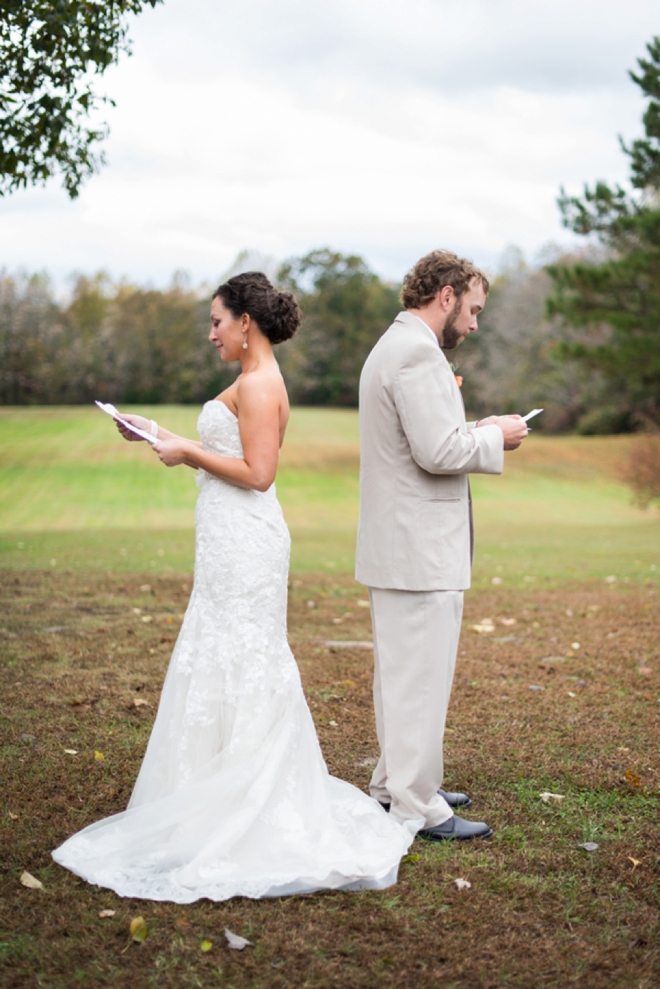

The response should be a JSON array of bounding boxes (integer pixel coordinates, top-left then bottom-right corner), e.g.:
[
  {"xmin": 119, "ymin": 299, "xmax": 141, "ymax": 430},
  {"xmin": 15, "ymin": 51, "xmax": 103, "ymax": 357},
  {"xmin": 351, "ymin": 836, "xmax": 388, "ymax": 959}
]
[{"xmin": 53, "ymin": 400, "xmax": 412, "ymax": 902}]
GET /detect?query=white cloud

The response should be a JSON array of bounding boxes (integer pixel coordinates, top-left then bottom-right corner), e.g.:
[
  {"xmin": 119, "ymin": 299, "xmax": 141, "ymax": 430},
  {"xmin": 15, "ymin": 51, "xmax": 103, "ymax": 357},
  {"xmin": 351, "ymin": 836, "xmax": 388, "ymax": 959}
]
[{"xmin": 0, "ymin": 0, "xmax": 657, "ymax": 287}]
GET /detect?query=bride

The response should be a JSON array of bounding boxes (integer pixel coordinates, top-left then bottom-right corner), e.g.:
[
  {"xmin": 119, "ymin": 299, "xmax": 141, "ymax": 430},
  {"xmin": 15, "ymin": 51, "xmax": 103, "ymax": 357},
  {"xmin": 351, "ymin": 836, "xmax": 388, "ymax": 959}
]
[{"xmin": 52, "ymin": 271, "xmax": 412, "ymax": 902}]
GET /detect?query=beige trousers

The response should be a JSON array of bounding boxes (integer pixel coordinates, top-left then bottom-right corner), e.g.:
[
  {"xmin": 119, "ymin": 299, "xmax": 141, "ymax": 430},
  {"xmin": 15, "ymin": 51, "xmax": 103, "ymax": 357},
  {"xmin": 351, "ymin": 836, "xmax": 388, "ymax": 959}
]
[{"xmin": 368, "ymin": 587, "xmax": 464, "ymax": 831}]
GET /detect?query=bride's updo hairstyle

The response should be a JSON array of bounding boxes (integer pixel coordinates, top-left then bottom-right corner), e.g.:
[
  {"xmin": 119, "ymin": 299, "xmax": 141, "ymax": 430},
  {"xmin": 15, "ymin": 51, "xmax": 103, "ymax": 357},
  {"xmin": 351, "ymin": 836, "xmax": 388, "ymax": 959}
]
[{"xmin": 213, "ymin": 271, "xmax": 301, "ymax": 344}]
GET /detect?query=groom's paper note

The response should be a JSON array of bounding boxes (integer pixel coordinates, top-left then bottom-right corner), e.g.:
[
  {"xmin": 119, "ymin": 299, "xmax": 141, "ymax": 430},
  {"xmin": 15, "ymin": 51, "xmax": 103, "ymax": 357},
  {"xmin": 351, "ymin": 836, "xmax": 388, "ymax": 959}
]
[
  {"xmin": 95, "ymin": 401, "xmax": 157, "ymax": 444},
  {"xmin": 522, "ymin": 408, "xmax": 543, "ymax": 422}
]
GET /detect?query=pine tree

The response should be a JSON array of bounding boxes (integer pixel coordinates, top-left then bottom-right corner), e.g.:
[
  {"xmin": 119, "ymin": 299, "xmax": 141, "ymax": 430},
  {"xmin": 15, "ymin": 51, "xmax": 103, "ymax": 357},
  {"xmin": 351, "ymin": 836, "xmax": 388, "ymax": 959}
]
[{"xmin": 546, "ymin": 36, "xmax": 660, "ymax": 430}]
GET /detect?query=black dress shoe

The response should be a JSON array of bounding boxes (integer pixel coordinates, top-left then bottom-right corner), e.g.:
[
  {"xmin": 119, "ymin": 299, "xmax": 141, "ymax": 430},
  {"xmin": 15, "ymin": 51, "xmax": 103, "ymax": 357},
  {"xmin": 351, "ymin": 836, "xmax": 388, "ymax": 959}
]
[
  {"xmin": 438, "ymin": 788, "xmax": 471, "ymax": 809},
  {"xmin": 378, "ymin": 788, "xmax": 471, "ymax": 813},
  {"xmin": 417, "ymin": 814, "xmax": 492, "ymax": 842}
]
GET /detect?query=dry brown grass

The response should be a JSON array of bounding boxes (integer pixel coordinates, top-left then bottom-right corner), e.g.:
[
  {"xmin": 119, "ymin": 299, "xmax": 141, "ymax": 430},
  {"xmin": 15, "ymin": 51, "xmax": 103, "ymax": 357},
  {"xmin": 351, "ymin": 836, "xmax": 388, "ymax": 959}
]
[
  {"xmin": 619, "ymin": 435, "xmax": 660, "ymax": 507},
  {"xmin": 1, "ymin": 570, "xmax": 659, "ymax": 988}
]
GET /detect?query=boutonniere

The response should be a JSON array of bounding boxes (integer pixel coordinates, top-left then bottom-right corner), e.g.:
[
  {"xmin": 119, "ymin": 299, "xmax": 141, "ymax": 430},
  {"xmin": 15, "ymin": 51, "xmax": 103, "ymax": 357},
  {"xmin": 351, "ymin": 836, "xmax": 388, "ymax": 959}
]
[{"xmin": 450, "ymin": 363, "xmax": 463, "ymax": 388}]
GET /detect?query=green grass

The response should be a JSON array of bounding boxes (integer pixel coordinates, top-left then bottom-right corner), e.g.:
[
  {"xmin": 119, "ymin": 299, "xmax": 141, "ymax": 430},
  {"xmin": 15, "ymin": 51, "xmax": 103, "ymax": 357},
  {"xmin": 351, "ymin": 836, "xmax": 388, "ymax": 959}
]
[{"xmin": 0, "ymin": 406, "xmax": 658, "ymax": 580}]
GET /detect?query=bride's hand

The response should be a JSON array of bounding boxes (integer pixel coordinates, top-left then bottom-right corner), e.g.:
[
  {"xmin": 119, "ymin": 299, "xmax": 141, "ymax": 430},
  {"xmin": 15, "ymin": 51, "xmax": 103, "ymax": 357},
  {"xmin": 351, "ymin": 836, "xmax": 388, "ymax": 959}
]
[
  {"xmin": 115, "ymin": 413, "xmax": 150, "ymax": 442},
  {"xmin": 153, "ymin": 438, "xmax": 189, "ymax": 467}
]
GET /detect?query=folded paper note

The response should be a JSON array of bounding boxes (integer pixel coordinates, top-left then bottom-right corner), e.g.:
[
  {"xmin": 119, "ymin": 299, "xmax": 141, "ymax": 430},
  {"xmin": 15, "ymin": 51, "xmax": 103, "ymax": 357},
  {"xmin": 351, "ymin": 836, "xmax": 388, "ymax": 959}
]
[{"xmin": 95, "ymin": 401, "xmax": 157, "ymax": 444}]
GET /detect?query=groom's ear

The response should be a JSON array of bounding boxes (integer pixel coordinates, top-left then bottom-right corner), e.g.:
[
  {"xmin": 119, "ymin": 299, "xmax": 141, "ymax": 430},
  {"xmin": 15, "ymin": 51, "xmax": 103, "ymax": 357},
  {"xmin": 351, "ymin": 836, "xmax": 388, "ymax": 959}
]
[{"xmin": 438, "ymin": 286, "xmax": 455, "ymax": 311}]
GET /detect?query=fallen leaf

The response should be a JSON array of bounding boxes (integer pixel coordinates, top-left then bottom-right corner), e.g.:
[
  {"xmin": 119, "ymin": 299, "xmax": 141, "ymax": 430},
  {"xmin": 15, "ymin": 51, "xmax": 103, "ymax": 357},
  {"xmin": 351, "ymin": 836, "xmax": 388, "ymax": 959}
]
[
  {"xmin": 571, "ymin": 642, "xmax": 580, "ymax": 650},
  {"xmin": 94, "ymin": 750, "xmax": 105, "ymax": 762},
  {"xmin": 357, "ymin": 600, "xmax": 370, "ymax": 608},
  {"xmin": 578, "ymin": 842, "xmax": 599, "ymax": 852},
  {"xmin": 140, "ymin": 584, "xmax": 151, "ymax": 592},
  {"xmin": 529, "ymin": 685, "xmax": 545, "ymax": 691},
  {"xmin": 133, "ymin": 698, "xmax": 150, "ymax": 708},
  {"xmin": 64, "ymin": 749, "xmax": 78, "ymax": 755},
  {"xmin": 470, "ymin": 623, "xmax": 495, "ymax": 634},
  {"xmin": 328, "ymin": 720, "xmax": 338, "ymax": 726},
  {"xmin": 200, "ymin": 939, "xmax": 213, "ymax": 952},
  {"xmin": 628, "ymin": 857, "xmax": 641, "ymax": 869},
  {"xmin": 567, "ymin": 691, "xmax": 577, "ymax": 698},
  {"xmin": 8, "ymin": 811, "xmax": 18, "ymax": 820},
  {"xmin": 174, "ymin": 917, "xmax": 191, "ymax": 931},
  {"xmin": 402, "ymin": 854, "xmax": 421, "ymax": 864},
  {"xmin": 454, "ymin": 878, "xmax": 471, "ymax": 890},
  {"xmin": 130, "ymin": 916, "xmax": 148, "ymax": 942},
  {"xmin": 500, "ymin": 617, "xmax": 517, "ymax": 626},
  {"xmin": 224, "ymin": 928, "xmax": 252, "ymax": 950},
  {"xmin": 141, "ymin": 615, "xmax": 153, "ymax": 624},
  {"xmin": 20, "ymin": 871, "xmax": 43, "ymax": 889},
  {"xmin": 624, "ymin": 769, "xmax": 642, "ymax": 788},
  {"xmin": 98, "ymin": 909, "xmax": 116, "ymax": 918},
  {"xmin": 540, "ymin": 792, "xmax": 565, "ymax": 804}
]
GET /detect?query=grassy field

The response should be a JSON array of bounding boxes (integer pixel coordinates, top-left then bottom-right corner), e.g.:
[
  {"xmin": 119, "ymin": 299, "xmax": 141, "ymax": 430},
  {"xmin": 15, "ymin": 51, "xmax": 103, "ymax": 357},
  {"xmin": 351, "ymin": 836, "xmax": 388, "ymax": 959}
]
[
  {"xmin": 0, "ymin": 406, "xmax": 658, "ymax": 582},
  {"xmin": 1, "ymin": 406, "xmax": 659, "ymax": 987}
]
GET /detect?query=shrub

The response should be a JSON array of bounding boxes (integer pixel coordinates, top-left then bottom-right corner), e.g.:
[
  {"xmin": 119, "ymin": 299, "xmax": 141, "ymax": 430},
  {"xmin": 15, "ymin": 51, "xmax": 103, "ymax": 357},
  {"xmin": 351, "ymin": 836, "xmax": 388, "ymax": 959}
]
[
  {"xmin": 576, "ymin": 406, "xmax": 634, "ymax": 435},
  {"xmin": 620, "ymin": 434, "xmax": 660, "ymax": 506}
]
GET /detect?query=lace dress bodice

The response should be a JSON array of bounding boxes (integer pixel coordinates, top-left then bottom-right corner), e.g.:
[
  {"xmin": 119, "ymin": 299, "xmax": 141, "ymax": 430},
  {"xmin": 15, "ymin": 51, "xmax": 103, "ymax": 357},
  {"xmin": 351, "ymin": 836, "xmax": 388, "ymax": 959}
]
[{"xmin": 199, "ymin": 399, "xmax": 244, "ymax": 456}]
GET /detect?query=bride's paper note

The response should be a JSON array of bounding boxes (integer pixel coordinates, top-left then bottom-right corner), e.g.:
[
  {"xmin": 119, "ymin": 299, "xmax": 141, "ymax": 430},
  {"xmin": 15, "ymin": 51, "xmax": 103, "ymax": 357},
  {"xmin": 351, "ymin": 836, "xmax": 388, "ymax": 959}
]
[
  {"xmin": 522, "ymin": 408, "xmax": 543, "ymax": 422},
  {"xmin": 95, "ymin": 401, "xmax": 157, "ymax": 444}
]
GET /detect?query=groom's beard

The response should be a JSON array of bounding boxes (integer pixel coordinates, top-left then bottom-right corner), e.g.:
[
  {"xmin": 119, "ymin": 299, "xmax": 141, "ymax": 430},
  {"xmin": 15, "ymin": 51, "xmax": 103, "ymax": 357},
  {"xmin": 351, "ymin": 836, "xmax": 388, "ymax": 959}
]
[
  {"xmin": 441, "ymin": 306, "xmax": 463, "ymax": 350},
  {"xmin": 440, "ymin": 302, "xmax": 461, "ymax": 350}
]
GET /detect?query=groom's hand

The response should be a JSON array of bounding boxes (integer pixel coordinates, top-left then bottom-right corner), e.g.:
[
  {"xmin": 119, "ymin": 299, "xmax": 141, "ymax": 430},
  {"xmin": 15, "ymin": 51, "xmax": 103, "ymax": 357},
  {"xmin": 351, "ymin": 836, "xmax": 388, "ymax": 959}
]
[{"xmin": 494, "ymin": 415, "xmax": 528, "ymax": 451}]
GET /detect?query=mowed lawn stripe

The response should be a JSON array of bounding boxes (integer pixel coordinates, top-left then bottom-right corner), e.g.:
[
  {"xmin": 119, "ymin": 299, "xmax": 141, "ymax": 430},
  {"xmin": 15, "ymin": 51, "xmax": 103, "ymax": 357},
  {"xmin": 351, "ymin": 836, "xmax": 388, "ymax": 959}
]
[{"xmin": 1, "ymin": 407, "xmax": 658, "ymax": 580}]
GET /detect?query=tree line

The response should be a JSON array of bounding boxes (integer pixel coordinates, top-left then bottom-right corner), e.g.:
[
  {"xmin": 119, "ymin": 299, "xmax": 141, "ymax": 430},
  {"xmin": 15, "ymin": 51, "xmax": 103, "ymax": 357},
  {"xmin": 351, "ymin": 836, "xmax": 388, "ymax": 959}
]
[
  {"xmin": 0, "ymin": 250, "xmax": 400, "ymax": 410},
  {"xmin": 0, "ymin": 231, "xmax": 658, "ymax": 435}
]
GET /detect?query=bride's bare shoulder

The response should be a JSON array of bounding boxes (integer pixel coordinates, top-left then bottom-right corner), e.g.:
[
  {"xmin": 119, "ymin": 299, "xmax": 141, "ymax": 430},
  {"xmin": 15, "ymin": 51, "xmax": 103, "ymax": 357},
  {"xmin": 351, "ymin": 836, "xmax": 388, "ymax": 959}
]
[{"xmin": 236, "ymin": 365, "xmax": 287, "ymax": 407}]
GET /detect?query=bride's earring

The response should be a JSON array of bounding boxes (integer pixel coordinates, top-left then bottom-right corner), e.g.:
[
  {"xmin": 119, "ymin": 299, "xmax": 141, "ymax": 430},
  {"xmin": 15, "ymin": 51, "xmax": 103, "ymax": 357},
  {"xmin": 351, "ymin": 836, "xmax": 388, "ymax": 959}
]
[{"xmin": 242, "ymin": 333, "xmax": 248, "ymax": 350}]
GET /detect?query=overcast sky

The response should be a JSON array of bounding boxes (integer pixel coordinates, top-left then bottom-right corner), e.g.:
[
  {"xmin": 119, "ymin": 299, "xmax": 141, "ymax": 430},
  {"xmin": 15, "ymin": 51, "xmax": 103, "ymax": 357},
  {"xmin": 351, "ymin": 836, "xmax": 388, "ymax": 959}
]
[{"xmin": 1, "ymin": 0, "xmax": 658, "ymax": 289}]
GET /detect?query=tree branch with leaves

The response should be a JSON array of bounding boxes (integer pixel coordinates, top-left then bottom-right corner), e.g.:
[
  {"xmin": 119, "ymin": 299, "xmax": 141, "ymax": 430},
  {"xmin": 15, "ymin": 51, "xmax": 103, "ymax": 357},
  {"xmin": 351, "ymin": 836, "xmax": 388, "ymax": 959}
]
[{"xmin": 0, "ymin": 0, "xmax": 161, "ymax": 198}]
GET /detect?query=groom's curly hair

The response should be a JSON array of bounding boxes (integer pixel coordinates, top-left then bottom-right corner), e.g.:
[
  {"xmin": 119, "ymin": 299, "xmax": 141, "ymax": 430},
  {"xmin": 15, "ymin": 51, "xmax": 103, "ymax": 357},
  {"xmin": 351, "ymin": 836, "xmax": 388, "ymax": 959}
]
[{"xmin": 401, "ymin": 251, "xmax": 489, "ymax": 309}]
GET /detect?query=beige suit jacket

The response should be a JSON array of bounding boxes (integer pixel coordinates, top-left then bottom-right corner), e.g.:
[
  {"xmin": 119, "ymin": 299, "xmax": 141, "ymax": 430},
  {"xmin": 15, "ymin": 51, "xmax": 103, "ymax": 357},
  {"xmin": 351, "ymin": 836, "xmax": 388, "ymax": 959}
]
[{"xmin": 355, "ymin": 311, "xmax": 504, "ymax": 591}]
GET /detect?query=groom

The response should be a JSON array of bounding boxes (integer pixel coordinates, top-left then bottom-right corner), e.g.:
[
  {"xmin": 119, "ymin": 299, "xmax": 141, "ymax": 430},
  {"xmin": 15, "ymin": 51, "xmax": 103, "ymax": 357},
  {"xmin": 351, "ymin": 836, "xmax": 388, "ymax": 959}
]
[{"xmin": 356, "ymin": 250, "xmax": 528, "ymax": 841}]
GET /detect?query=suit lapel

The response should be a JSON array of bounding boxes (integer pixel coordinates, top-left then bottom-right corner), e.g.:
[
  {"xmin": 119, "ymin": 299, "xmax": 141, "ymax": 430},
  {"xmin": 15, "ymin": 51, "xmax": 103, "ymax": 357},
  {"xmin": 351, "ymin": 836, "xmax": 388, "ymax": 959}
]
[{"xmin": 393, "ymin": 311, "xmax": 467, "ymax": 425}]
